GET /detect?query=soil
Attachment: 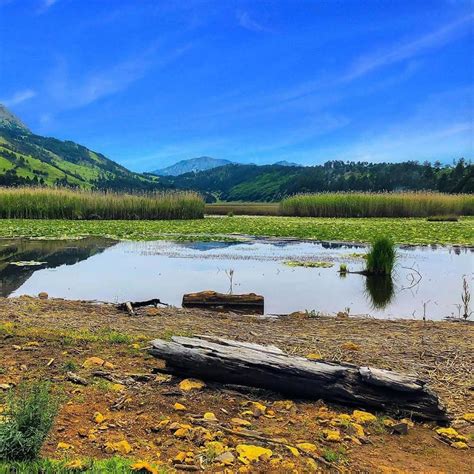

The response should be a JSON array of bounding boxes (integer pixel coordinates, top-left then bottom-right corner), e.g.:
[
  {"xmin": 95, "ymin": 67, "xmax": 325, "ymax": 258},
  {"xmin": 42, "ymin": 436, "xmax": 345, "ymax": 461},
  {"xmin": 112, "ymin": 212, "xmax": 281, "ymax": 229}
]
[{"xmin": 0, "ymin": 296, "xmax": 473, "ymax": 473}]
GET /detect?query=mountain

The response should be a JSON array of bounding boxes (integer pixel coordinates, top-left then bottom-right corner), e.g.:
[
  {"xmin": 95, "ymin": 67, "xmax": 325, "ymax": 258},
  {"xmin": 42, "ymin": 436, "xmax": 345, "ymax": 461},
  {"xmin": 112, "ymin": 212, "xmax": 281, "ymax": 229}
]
[
  {"xmin": 274, "ymin": 160, "xmax": 303, "ymax": 167},
  {"xmin": 0, "ymin": 104, "xmax": 29, "ymax": 131},
  {"xmin": 151, "ymin": 156, "xmax": 234, "ymax": 176},
  {"xmin": 161, "ymin": 160, "xmax": 473, "ymax": 201},
  {"xmin": 0, "ymin": 104, "xmax": 163, "ymax": 190}
]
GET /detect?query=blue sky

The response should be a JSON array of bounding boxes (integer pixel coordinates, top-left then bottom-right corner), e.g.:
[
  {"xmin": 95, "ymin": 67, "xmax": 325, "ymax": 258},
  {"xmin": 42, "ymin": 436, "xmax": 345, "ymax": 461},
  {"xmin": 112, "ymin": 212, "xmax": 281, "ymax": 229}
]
[{"xmin": 0, "ymin": 0, "xmax": 472, "ymax": 171}]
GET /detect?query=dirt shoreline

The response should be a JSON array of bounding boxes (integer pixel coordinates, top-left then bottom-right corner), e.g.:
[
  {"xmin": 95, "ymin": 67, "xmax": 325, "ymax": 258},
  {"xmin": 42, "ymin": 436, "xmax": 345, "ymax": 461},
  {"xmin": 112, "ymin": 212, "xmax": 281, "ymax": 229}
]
[{"xmin": 0, "ymin": 296, "xmax": 473, "ymax": 472}]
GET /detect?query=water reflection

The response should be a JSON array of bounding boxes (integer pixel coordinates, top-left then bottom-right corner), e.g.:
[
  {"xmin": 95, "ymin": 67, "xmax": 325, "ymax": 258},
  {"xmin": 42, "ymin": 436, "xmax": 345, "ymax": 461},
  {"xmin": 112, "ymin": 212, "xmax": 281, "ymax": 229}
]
[
  {"xmin": 3, "ymin": 238, "xmax": 472, "ymax": 320},
  {"xmin": 0, "ymin": 237, "xmax": 116, "ymax": 297},
  {"xmin": 365, "ymin": 275, "xmax": 395, "ymax": 309}
]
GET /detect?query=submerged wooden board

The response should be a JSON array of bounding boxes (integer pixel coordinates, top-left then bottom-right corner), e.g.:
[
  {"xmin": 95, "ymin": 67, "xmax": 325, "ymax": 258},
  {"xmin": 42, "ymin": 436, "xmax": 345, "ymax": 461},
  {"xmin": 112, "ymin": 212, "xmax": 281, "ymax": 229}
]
[
  {"xmin": 149, "ymin": 336, "xmax": 449, "ymax": 422},
  {"xmin": 182, "ymin": 291, "xmax": 264, "ymax": 314}
]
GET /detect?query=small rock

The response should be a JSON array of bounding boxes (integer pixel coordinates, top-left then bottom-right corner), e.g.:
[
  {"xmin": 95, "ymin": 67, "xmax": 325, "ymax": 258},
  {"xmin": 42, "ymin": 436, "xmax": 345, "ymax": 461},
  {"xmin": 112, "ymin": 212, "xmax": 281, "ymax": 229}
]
[
  {"xmin": 391, "ymin": 422, "xmax": 409, "ymax": 435},
  {"xmin": 336, "ymin": 311, "xmax": 349, "ymax": 319},
  {"xmin": 0, "ymin": 383, "xmax": 12, "ymax": 390},
  {"xmin": 66, "ymin": 372, "xmax": 88, "ymax": 386},
  {"xmin": 38, "ymin": 292, "xmax": 48, "ymax": 300},
  {"xmin": 215, "ymin": 451, "xmax": 235, "ymax": 465}
]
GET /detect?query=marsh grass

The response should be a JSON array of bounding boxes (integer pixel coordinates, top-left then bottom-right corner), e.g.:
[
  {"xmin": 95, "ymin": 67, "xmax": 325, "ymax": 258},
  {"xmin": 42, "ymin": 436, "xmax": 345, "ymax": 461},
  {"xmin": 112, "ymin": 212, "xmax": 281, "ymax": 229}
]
[
  {"xmin": 366, "ymin": 237, "xmax": 396, "ymax": 275},
  {"xmin": 280, "ymin": 192, "xmax": 474, "ymax": 218},
  {"xmin": 0, "ymin": 382, "xmax": 58, "ymax": 461},
  {"xmin": 0, "ymin": 187, "xmax": 204, "ymax": 220},
  {"xmin": 206, "ymin": 202, "xmax": 279, "ymax": 216}
]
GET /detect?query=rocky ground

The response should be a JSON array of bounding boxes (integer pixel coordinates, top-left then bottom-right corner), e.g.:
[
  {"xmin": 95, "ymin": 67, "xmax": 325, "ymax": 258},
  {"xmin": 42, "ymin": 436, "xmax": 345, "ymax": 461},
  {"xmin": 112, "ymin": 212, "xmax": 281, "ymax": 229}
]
[{"xmin": 0, "ymin": 296, "xmax": 473, "ymax": 473}]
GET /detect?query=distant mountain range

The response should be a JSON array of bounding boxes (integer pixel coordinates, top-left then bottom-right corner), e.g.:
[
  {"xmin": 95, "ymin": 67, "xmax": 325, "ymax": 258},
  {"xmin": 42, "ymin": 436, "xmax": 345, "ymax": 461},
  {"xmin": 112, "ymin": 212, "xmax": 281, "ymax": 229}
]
[
  {"xmin": 0, "ymin": 104, "xmax": 162, "ymax": 190},
  {"xmin": 151, "ymin": 156, "xmax": 233, "ymax": 176},
  {"xmin": 151, "ymin": 157, "xmax": 303, "ymax": 176},
  {"xmin": 0, "ymin": 104, "xmax": 471, "ymax": 198}
]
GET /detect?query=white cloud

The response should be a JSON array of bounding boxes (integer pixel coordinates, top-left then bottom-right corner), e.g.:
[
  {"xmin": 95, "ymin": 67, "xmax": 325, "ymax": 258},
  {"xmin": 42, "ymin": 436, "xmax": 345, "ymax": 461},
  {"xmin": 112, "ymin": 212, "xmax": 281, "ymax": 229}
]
[
  {"xmin": 46, "ymin": 44, "xmax": 192, "ymax": 109},
  {"xmin": 236, "ymin": 10, "xmax": 272, "ymax": 33},
  {"xmin": 1, "ymin": 89, "xmax": 36, "ymax": 106},
  {"xmin": 344, "ymin": 14, "xmax": 473, "ymax": 81},
  {"xmin": 43, "ymin": 0, "xmax": 58, "ymax": 8}
]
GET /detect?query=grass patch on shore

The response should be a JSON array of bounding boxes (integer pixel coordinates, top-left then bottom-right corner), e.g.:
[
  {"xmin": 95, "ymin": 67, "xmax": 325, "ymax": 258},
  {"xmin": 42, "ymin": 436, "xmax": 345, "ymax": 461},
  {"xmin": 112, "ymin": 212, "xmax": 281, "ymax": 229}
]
[
  {"xmin": 280, "ymin": 192, "xmax": 474, "ymax": 218},
  {"xmin": 0, "ymin": 188, "xmax": 204, "ymax": 220},
  {"xmin": 0, "ymin": 216, "xmax": 472, "ymax": 245}
]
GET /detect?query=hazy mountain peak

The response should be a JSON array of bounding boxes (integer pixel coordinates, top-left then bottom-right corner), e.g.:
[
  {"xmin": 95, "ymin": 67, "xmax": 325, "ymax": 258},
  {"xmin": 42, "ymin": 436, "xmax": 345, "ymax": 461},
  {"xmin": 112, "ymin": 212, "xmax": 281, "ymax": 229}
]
[
  {"xmin": 274, "ymin": 160, "xmax": 303, "ymax": 167},
  {"xmin": 0, "ymin": 104, "xmax": 30, "ymax": 132},
  {"xmin": 152, "ymin": 156, "xmax": 234, "ymax": 176}
]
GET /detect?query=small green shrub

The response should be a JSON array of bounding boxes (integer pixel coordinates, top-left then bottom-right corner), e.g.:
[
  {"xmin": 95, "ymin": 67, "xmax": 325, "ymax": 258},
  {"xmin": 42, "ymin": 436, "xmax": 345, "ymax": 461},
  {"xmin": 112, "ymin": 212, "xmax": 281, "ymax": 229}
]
[
  {"xmin": 102, "ymin": 330, "xmax": 132, "ymax": 344},
  {"xmin": 366, "ymin": 237, "xmax": 396, "ymax": 275},
  {"xmin": 0, "ymin": 382, "xmax": 58, "ymax": 461},
  {"xmin": 62, "ymin": 360, "xmax": 77, "ymax": 372},
  {"xmin": 339, "ymin": 263, "xmax": 348, "ymax": 273}
]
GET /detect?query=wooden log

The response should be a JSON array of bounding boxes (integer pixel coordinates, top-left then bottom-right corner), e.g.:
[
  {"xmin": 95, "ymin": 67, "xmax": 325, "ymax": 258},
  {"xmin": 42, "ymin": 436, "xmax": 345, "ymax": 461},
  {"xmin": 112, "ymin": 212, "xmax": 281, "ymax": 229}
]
[
  {"xmin": 182, "ymin": 291, "xmax": 264, "ymax": 314},
  {"xmin": 149, "ymin": 336, "xmax": 448, "ymax": 422},
  {"xmin": 117, "ymin": 298, "xmax": 167, "ymax": 316}
]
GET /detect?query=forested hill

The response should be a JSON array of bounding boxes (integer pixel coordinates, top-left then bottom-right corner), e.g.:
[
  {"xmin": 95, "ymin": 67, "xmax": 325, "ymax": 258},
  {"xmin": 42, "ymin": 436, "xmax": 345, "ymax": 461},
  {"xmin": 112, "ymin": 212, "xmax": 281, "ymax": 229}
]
[
  {"xmin": 161, "ymin": 160, "xmax": 473, "ymax": 202},
  {"xmin": 0, "ymin": 105, "xmax": 163, "ymax": 191}
]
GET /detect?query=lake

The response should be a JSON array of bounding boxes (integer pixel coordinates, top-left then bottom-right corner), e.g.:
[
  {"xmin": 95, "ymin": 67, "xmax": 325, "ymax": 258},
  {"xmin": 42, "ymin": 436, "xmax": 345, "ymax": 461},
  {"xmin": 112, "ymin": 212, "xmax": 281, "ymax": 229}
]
[{"xmin": 1, "ymin": 237, "xmax": 472, "ymax": 320}]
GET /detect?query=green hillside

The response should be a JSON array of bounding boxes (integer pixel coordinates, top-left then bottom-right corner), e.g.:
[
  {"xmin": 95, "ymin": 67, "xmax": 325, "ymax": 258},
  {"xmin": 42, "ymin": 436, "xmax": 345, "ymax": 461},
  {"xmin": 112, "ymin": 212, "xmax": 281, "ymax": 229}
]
[
  {"xmin": 0, "ymin": 104, "xmax": 162, "ymax": 191},
  {"xmin": 160, "ymin": 160, "xmax": 474, "ymax": 202}
]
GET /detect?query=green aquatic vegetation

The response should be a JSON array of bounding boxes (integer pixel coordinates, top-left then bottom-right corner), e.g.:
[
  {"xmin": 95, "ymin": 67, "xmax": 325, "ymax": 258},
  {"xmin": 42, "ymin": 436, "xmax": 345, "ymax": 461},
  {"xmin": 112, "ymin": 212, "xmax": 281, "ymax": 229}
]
[
  {"xmin": 0, "ymin": 187, "xmax": 204, "ymax": 220},
  {"xmin": 284, "ymin": 260, "xmax": 334, "ymax": 268},
  {"xmin": 0, "ymin": 216, "xmax": 472, "ymax": 245},
  {"xmin": 366, "ymin": 237, "xmax": 396, "ymax": 275},
  {"xmin": 280, "ymin": 192, "xmax": 474, "ymax": 218}
]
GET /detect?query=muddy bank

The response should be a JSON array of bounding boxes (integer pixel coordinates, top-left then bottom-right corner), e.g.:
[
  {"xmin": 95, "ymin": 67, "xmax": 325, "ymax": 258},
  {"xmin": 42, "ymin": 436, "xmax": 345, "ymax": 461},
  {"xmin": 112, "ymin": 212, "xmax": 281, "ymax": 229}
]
[{"xmin": 1, "ymin": 296, "xmax": 472, "ymax": 417}]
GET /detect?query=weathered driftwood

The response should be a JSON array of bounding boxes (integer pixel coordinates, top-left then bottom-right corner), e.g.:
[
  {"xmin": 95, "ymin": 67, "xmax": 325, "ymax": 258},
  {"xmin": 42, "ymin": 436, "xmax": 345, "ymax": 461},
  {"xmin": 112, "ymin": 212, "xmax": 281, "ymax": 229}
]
[
  {"xmin": 149, "ymin": 336, "xmax": 448, "ymax": 422},
  {"xmin": 117, "ymin": 298, "xmax": 166, "ymax": 316},
  {"xmin": 182, "ymin": 291, "xmax": 264, "ymax": 313}
]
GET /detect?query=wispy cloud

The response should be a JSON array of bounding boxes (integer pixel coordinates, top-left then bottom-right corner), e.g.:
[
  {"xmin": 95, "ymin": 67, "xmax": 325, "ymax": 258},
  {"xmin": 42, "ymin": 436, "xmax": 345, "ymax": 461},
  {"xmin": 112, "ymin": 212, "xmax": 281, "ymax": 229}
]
[
  {"xmin": 236, "ymin": 10, "xmax": 272, "ymax": 33},
  {"xmin": 1, "ymin": 89, "xmax": 36, "ymax": 106},
  {"xmin": 344, "ymin": 14, "xmax": 473, "ymax": 80},
  {"xmin": 46, "ymin": 44, "xmax": 192, "ymax": 110},
  {"xmin": 43, "ymin": 0, "xmax": 58, "ymax": 8}
]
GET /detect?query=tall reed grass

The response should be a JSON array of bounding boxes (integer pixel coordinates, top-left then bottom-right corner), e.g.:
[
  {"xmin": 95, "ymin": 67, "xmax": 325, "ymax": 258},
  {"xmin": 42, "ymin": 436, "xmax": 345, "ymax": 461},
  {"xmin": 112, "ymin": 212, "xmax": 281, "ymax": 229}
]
[
  {"xmin": 0, "ymin": 187, "xmax": 204, "ymax": 220},
  {"xmin": 279, "ymin": 192, "xmax": 474, "ymax": 218}
]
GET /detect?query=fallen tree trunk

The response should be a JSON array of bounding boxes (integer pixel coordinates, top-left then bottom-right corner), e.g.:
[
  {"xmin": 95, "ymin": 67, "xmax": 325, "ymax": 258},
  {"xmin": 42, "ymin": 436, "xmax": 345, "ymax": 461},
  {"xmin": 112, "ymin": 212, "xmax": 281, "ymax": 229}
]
[
  {"xmin": 149, "ymin": 336, "xmax": 448, "ymax": 422},
  {"xmin": 117, "ymin": 298, "xmax": 166, "ymax": 316},
  {"xmin": 182, "ymin": 291, "xmax": 264, "ymax": 314}
]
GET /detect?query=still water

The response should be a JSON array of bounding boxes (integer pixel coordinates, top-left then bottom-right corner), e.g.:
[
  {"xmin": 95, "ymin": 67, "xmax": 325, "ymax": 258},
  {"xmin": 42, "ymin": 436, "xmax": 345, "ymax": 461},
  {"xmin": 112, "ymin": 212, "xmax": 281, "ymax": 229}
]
[{"xmin": 1, "ymin": 237, "xmax": 472, "ymax": 320}]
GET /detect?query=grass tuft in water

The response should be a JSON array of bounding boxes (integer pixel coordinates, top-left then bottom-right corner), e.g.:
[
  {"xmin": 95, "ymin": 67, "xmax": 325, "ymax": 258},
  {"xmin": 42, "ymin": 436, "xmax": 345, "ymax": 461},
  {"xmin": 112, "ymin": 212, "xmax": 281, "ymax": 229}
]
[{"xmin": 365, "ymin": 237, "xmax": 396, "ymax": 275}]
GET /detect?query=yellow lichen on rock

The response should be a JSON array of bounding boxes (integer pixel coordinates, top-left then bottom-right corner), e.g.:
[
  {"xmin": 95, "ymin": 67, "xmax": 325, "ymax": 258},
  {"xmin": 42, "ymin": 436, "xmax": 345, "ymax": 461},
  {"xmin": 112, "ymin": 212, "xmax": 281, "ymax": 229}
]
[
  {"xmin": 462, "ymin": 413, "xmax": 474, "ymax": 422},
  {"xmin": 350, "ymin": 422, "xmax": 365, "ymax": 438},
  {"xmin": 295, "ymin": 442, "xmax": 318, "ymax": 455},
  {"xmin": 203, "ymin": 411, "xmax": 218, "ymax": 421},
  {"xmin": 341, "ymin": 342, "xmax": 360, "ymax": 351},
  {"xmin": 285, "ymin": 445, "xmax": 300, "ymax": 457},
  {"xmin": 104, "ymin": 439, "xmax": 132, "ymax": 455},
  {"xmin": 436, "ymin": 427, "xmax": 467, "ymax": 442},
  {"xmin": 450, "ymin": 441, "xmax": 468, "ymax": 449},
  {"xmin": 179, "ymin": 378, "xmax": 205, "ymax": 391},
  {"xmin": 57, "ymin": 442, "xmax": 74, "ymax": 450},
  {"xmin": 94, "ymin": 412, "xmax": 106, "ymax": 424},
  {"xmin": 131, "ymin": 461, "xmax": 158, "ymax": 473},
  {"xmin": 236, "ymin": 444, "xmax": 273, "ymax": 464},
  {"xmin": 352, "ymin": 410, "xmax": 377, "ymax": 425},
  {"xmin": 231, "ymin": 417, "xmax": 252, "ymax": 427},
  {"xmin": 323, "ymin": 429, "xmax": 341, "ymax": 442}
]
